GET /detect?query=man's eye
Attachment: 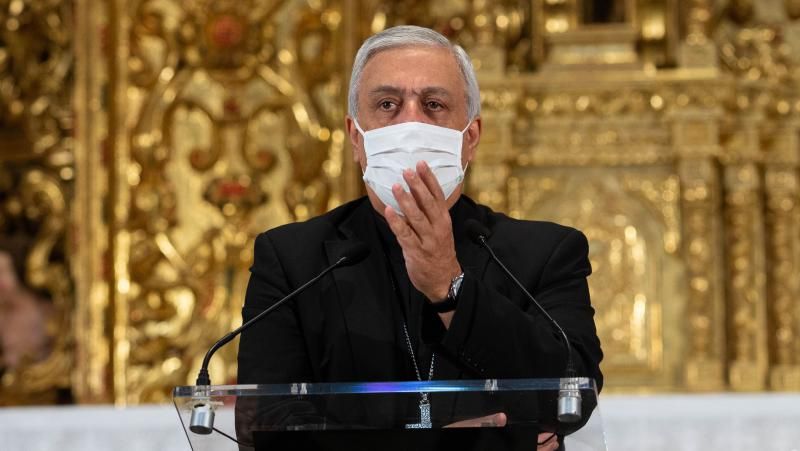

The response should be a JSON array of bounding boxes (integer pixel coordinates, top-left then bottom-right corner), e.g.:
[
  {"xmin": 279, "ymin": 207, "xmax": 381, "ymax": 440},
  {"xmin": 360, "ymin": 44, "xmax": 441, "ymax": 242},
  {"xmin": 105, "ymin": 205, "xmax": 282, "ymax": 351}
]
[
  {"xmin": 379, "ymin": 100, "xmax": 396, "ymax": 110},
  {"xmin": 426, "ymin": 101, "xmax": 443, "ymax": 110}
]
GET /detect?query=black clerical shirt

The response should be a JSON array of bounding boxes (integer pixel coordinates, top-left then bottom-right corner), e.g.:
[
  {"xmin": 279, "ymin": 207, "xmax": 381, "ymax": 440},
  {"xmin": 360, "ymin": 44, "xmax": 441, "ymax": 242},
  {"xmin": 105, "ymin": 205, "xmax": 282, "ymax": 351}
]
[
  {"xmin": 373, "ymin": 209, "xmax": 433, "ymax": 381},
  {"xmin": 371, "ymin": 199, "xmax": 476, "ymax": 385}
]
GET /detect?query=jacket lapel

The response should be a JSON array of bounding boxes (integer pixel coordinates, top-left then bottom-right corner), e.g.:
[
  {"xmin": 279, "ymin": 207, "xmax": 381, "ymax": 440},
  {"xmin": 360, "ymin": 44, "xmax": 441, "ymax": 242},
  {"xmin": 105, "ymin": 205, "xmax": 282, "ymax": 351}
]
[
  {"xmin": 455, "ymin": 239, "xmax": 491, "ymax": 283},
  {"xmin": 452, "ymin": 198, "xmax": 493, "ymax": 283},
  {"xmin": 324, "ymin": 201, "xmax": 399, "ymax": 381},
  {"xmin": 321, "ymin": 196, "xmax": 495, "ymax": 382}
]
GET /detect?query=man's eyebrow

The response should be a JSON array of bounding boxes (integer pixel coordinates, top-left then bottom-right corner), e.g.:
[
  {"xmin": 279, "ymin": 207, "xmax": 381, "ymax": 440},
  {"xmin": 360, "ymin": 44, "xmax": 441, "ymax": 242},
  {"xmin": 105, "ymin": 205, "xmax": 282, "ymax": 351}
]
[
  {"xmin": 366, "ymin": 85, "xmax": 454, "ymax": 98},
  {"xmin": 367, "ymin": 85, "xmax": 405, "ymax": 97},
  {"xmin": 418, "ymin": 87, "xmax": 453, "ymax": 98}
]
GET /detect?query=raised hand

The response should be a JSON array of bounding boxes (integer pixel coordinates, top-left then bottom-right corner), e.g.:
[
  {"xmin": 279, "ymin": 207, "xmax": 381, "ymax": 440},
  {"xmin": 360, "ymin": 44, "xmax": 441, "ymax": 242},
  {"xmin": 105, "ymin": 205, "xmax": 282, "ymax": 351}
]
[{"xmin": 384, "ymin": 161, "xmax": 462, "ymax": 306}]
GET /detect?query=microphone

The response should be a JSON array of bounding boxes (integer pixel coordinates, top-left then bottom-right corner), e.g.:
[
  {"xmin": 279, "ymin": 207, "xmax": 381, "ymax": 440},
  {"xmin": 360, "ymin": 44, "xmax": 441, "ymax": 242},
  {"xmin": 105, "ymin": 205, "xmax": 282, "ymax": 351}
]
[
  {"xmin": 189, "ymin": 240, "xmax": 370, "ymax": 434},
  {"xmin": 465, "ymin": 219, "xmax": 582, "ymax": 423}
]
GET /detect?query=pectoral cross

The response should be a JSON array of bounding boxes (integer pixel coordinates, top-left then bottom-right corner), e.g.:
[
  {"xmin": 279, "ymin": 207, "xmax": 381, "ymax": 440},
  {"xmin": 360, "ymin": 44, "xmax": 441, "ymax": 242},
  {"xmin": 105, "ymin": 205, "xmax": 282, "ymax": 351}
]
[{"xmin": 405, "ymin": 394, "xmax": 432, "ymax": 429}]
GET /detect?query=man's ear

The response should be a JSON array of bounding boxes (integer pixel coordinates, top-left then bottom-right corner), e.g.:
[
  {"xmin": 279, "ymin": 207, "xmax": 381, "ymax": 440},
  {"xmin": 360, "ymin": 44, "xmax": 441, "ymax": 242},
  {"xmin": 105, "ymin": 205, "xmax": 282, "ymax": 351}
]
[
  {"xmin": 345, "ymin": 116, "xmax": 362, "ymax": 163},
  {"xmin": 463, "ymin": 116, "xmax": 482, "ymax": 164}
]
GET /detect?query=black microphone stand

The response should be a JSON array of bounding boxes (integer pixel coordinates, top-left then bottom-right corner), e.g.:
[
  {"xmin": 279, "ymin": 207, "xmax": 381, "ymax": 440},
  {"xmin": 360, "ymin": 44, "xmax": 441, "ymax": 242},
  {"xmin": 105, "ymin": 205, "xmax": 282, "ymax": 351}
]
[
  {"xmin": 465, "ymin": 220, "xmax": 582, "ymax": 423},
  {"xmin": 189, "ymin": 242, "xmax": 369, "ymax": 434}
]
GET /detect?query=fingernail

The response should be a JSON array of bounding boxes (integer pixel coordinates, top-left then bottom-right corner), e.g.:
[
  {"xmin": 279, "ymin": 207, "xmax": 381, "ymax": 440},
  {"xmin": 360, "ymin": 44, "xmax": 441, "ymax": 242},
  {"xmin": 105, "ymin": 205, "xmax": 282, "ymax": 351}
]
[{"xmin": 404, "ymin": 169, "xmax": 414, "ymax": 179}]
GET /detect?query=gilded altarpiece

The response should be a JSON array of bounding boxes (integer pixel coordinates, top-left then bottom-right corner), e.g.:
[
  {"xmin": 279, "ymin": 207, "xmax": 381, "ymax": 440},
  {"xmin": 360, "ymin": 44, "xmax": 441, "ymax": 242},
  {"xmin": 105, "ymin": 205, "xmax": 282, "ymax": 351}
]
[
  {"xmin": 2, "ymin": 0, "xmax": 800, "ymax": 404},
  {"xmin": 0, "ymin": 0, "xmax": 75, "ymax": 404}
]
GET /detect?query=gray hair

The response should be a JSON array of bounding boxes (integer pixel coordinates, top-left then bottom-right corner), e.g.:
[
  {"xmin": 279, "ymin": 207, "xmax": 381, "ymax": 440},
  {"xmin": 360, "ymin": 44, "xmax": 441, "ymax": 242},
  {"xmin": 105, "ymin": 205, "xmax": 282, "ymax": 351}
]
[{"xmin": 347, "ymin": 25, "xmax": 481, "ymax": 122}]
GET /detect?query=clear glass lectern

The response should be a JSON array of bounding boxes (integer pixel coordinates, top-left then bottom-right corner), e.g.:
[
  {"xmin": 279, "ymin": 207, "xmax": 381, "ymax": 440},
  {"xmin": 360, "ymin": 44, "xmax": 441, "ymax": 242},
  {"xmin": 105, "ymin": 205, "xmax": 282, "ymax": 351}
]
[{"xmin": 174, "ymin": 378, "xmax": 606, "ymax": 451}]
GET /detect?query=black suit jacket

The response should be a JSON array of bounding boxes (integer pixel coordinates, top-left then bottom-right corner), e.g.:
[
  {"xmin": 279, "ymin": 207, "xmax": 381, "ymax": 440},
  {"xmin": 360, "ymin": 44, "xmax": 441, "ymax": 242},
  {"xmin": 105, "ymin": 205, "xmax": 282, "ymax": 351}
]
[
  {"xmin": 236, "ymin": 195, "xmax": 602, "ymax": 430},
  {"xmin": 238, "ymin": 196, "xmax": 602, "ymax": 434}
]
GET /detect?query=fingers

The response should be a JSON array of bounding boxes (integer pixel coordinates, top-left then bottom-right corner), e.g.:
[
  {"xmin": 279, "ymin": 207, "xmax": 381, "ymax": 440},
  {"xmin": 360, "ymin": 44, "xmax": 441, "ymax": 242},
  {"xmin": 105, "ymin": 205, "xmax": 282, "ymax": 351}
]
[
  {"xmin": 443, "ymin": 412, "xmax": 507, "ymax": 428},
  {"xmin": 537, "ymin": 432, "xmax": 558, "ymax": 451},
  {"xmin": 384, "ymin": 204, "xmax": 421, "ymax": 249},
  {"xmin": 392, "ymin": 180, "xmax": 433, "ymax": 238},
  {"xmin": 415, "ymin": 160, "xmax": 446, "ymax": 202},
  {"xmin": 395, "ymin": 161, "xmax": 447, "ymax": 224},
  {"xmin": 405, "ymin": 161, "xmax": 445, "ymax": 223},
  {"xmin": 392, "ymin": 162, "xmax": 450, "ymax": 240},
  {"xmin": 385, "ymin": 161, "xmax": 460, "ymax": 302}
]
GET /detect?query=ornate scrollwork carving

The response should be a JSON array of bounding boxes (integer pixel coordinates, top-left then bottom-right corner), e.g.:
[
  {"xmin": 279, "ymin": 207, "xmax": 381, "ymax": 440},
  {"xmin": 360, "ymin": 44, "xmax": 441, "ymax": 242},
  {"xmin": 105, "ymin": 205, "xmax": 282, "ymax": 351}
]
[
  {"xmin": 117, "ymin": 0, "xmax": 348, "ymax": 402},
  {"xmin": 0, "ymin": 0, "xmax": 73, "ymax": 161},
  {"xmin": 507, "ymin": 170, "xmax": 685, "ymax": 389},
  {"xmin": 0, "ymin": 167, "xmax": 73, "ymax": 404},
  {"xmin": 0, "ymin": 0, "xmax": 75, "ymax": 404},
  {"xmin": 6, "ymin": 0, "xmax": 800, "ymax": 404}
]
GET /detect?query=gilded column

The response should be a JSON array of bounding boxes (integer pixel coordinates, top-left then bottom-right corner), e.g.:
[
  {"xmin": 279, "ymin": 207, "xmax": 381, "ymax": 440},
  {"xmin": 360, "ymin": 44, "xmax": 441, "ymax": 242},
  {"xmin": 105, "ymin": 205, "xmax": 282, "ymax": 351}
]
[
  {"xmin": 685, "ymin": 0, "xmax": 712, "ymax": 43},
  {"xmin": 73, "ymin": 0, "xmax": 112, "ymax": 402},
  {"xmin": 531, "ymin": 0, "xmax": 578, "ymax": 65},
  {"xmin": 678, "ymin": 0, "xmax": 717, "ymax": 69},
  {"xmin": 722, "ymin": 112, "xmax": 768, "ymax": 391},
  {"xmin": 465, "ymin": 6, "xmax": 515, "ymax": 212},
  {"xmin": 673, "ymin": 107, "xmax": 726, "ymax": 390},
  {"xmin": 764, "ymin": 119, "xmax": 800, "ymax": 390},
  {"xmin": 108, "ymin": 0, "xmax": 133, "ymax": 405},
  {"xmin": 467, "ymin": 83, "xmax": 516, "ymax": 212}
]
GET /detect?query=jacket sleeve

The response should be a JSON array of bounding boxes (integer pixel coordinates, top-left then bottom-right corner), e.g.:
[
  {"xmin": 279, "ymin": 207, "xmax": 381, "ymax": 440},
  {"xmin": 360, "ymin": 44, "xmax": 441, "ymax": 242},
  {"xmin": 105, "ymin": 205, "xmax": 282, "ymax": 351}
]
[
  {"xmin": 425, "ymin": 228, "xmax": 603, "ymax": 391},
  {"xmin": 235, "ymin": 233, "xmax": 324, "ymax": 444},
  {"xmin": 237, "ymin": 232, "xmax": 314, "ymax": 384}
]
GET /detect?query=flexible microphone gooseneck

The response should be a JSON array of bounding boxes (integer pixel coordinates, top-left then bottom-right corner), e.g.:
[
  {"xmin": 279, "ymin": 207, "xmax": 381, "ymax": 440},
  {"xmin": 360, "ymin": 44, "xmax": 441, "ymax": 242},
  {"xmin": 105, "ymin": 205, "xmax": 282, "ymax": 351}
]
[
  {"xmin": 189, "ymin": 240, "xmax": 370, "ymax": 435},
  {"xmin": 464, "ymin": 219, "xmax": 582, "ymax": 423}
]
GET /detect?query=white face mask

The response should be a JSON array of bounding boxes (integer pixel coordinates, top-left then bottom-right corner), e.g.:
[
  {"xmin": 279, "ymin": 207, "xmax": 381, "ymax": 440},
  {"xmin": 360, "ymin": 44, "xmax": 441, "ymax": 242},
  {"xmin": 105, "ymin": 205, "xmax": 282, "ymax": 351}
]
[{"xmin": 354, "ymin": 120, "xmax": 470, "ymax": 214}]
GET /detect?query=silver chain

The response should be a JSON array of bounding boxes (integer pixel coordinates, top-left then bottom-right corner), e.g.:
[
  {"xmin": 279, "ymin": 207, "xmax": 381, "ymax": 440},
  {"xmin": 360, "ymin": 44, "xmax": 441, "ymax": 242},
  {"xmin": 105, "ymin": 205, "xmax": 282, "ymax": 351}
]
[{"xmin": 402, "ymin": 322, "xmax": 435, "ymax": 383}]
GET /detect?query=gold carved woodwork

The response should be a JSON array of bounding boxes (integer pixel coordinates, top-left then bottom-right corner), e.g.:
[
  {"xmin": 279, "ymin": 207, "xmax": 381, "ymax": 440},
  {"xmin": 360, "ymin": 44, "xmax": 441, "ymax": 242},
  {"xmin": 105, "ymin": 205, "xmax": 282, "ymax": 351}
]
[
  {"xmin": 496, "ymin": 71, "xmax": 728, "ymax": 391},
  {"xmin": 723, "ymin": 163, "xmax": 768, "ymax": 391},
  {"xmin": 764, "ymin": 119, "xmax": 800, "ymax": 390},
  {"xmin": 534, "ymin": 0, "xmax": 678, "ymax": 70},
  {"xmin": 4, "ymin": 0, "xmax": 800, "ymax": 404},
  {"xmin": 110, "ymin": 0, "xmax": 351, "ymax": 404},
  {"xmin": 0, "ymin": 166, "xmax": 74, "ymax": 405},
  {"xmin": 506, "ymin": 168, "xmax": 684, "ymax": 390},
  {"xmin": 677, "ymin": 157, "xmax": 727, "ymax": 390},
  {"xmin": 0, "ymin": 0, "xmax": 75, "ymax": 405}
]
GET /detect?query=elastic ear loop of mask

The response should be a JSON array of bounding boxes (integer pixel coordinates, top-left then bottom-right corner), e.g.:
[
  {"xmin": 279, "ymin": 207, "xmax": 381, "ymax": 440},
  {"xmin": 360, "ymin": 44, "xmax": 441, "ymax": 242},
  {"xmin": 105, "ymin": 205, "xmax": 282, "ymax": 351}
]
[
  {"xmin": 353, "ymin": 119, "xmax": 367, "ymax": 176},
  {"xmin": 353, "ymin": 118, "xmax": 366, "ymax": 137},
  {"xmin": 461, "ymin": 119, "xmax": 473, "ymax": 172}
]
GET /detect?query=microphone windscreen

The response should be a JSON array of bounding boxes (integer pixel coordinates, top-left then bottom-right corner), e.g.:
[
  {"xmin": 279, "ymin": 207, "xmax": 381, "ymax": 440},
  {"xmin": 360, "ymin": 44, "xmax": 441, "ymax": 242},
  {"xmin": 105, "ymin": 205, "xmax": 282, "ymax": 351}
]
[
  {"xmin": 339, "ymin": 241, "xmax": 370, "ymax": 266},
  {"xmin": 465, "ymin": 219, "xmax": 491, "ymax": 244}
]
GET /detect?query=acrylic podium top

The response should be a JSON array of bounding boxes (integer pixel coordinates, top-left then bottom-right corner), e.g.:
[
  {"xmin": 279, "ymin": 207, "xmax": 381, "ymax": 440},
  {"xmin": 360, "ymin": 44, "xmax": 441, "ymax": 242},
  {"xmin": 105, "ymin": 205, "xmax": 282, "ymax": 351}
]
[
  {"xmin": 173, "ymin": 378, "xmax": 606, "ymax": 451},
  {"xmin": 174, "ymin": 377, "xmax": 597, "ymax": 397}
]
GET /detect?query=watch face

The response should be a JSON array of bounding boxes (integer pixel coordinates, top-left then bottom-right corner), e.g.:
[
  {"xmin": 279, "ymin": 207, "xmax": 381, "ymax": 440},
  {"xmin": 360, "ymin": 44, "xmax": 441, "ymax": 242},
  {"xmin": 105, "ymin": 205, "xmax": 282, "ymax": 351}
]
[
  {"xmin": 451, "ymin": 273, "xmax": 465, "ymax": 297},
  {"xmin": 430, "ymin": 273, "xmax": 463, "ymax": 313}
]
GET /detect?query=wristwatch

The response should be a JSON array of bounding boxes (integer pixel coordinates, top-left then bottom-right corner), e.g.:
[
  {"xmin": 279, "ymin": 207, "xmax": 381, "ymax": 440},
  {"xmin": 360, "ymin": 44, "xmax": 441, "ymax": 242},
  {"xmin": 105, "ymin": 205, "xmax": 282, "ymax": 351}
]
[{"xmin": 429, "ymin": 272, "xmax": 465, "ymax": 313}]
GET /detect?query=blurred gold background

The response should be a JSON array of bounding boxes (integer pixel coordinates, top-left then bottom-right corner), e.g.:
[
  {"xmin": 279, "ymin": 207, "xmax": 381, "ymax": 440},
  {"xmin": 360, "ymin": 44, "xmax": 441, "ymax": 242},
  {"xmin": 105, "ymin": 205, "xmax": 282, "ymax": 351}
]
[{"xmin": 1, "ymin": 0, "xmax": 799, "ymax": 406}]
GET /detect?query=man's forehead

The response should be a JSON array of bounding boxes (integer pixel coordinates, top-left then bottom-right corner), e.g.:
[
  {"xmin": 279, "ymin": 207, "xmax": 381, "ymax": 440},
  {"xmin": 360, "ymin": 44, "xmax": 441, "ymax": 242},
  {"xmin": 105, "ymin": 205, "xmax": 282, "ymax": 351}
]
[
  {"xmin": 359, "ymin": 46, "xmax": 464, "ymax": 94},
  {"xmin": 364, "ymin": 46, "xmax": 458, "ymax": 70}
]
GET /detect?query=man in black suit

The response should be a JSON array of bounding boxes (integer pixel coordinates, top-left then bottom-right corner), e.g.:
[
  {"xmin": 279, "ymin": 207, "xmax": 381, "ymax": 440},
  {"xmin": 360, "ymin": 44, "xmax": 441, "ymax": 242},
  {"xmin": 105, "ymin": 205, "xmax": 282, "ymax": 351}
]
[{"xmin": 237, "ymin": 25, "xmax": 602, "ymax": 450}]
